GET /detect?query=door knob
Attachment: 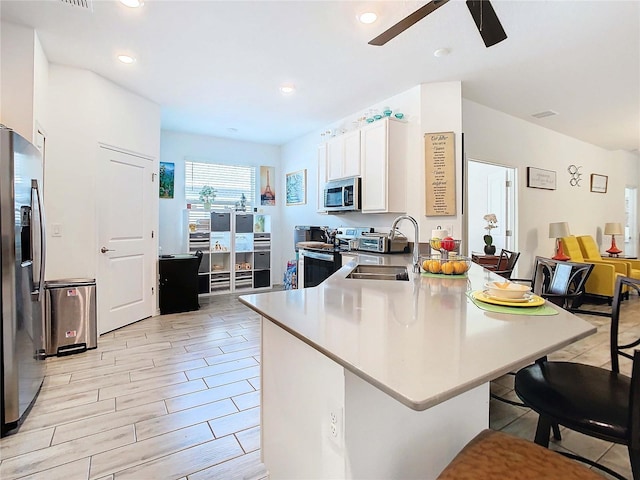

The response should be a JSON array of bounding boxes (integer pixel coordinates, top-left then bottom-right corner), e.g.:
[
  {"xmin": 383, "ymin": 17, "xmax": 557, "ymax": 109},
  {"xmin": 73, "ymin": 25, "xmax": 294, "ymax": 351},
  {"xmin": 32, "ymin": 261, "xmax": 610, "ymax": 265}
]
[{"xmin": 100, "ymin": 247, "xmax": 115, "ymax": 253}]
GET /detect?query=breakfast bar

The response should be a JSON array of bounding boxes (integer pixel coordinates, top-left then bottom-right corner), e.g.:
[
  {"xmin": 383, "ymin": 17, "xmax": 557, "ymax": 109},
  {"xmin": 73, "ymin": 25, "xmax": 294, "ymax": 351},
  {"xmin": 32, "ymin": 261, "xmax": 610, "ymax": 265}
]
[{"xmin": 239, "ymin": 255, "xmax": 596, "ymax": 479}]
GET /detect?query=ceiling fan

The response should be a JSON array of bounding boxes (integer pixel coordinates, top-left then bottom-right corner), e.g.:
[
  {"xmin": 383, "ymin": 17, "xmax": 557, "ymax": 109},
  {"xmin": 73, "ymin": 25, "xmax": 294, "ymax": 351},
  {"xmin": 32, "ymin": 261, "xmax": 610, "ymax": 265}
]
[{"xmin": 368, "ymin": 0, "xmax": 507, "ymax": 48}]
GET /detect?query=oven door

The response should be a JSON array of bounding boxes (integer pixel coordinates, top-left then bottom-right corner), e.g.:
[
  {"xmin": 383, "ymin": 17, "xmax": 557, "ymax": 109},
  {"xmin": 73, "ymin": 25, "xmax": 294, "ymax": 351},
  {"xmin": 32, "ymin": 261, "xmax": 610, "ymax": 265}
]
[{"xmin": 301, "ymin": 249, "xmax": 339, "ymax": 288}]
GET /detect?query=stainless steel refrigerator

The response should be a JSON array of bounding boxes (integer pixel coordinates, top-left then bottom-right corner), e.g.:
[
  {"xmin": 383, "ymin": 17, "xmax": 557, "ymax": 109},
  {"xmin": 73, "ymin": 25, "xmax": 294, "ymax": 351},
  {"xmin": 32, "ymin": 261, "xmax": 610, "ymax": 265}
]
[{"xmin": 0, "ymin": 125, "xmax": 46, "ymax": 436}]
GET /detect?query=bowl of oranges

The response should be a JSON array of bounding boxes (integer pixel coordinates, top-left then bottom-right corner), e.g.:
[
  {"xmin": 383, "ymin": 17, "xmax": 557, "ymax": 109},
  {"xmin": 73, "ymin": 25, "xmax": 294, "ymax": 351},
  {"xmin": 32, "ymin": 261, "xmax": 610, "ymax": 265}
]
[{"xmin": 421, "ymin": 255, "xmax": 471, "ymax": 276}]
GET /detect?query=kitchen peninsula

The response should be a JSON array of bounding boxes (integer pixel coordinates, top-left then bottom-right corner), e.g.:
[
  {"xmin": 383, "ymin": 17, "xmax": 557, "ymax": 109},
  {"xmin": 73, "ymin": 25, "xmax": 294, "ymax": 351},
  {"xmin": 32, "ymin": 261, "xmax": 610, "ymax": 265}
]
[{"xmin": 239, "ymin": 255, "xmax": 596, "ymax": 479}]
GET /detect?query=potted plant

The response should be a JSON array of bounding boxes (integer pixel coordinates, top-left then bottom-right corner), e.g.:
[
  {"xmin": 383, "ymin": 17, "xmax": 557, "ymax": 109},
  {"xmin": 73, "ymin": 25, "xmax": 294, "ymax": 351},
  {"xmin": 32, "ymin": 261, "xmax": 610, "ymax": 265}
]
[
  {"xmin": 199, "ymin": 185, "xmax": 216, "ymax": 210},
  {"xmin": 483, "ymin": 213, "xmax": 498, "ymax": 255}
]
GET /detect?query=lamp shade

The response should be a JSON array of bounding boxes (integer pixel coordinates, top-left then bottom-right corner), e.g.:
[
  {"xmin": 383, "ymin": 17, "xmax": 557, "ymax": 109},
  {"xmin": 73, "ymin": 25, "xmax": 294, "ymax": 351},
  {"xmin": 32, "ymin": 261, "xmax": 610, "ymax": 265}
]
[
  {"xmin": 604, "ymin": 222, "xmax": 623, "ymax": 236},
  {"xmin": 549, "ymin": 222, "xmax": 570, "ymax": 239}
]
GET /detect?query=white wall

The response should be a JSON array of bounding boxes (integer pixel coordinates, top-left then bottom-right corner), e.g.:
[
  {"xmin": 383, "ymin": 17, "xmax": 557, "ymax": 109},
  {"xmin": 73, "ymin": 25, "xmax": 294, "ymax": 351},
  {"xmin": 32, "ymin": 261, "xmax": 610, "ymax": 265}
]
[
  {"xmin": 0, "ymin": 21, "xmax": 36, "ymax": 141},
  {"xmin": 463, "ymin": 99, "xmax": 640, "ymax": 276},
  {"xmin": 33, "ymin": 30, "xmax": 48, "ymax": 140},
  {"xmin": 44, "ymin": 64, "xmax": 161, "ymax": 279},
  {"xmin": 158, "ymin": 130, "xmax": 281, "ymax": 275}
]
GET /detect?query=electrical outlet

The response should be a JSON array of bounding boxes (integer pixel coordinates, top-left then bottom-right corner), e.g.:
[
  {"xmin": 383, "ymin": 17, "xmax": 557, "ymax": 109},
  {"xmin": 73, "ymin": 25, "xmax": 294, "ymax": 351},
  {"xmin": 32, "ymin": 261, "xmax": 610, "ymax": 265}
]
[
  {"xmin": 445, "ymin": 225, "xmax": 454, "ymax": 237},
  {"xmin": 52, "ymin": 223, "xmax": 62, "ymax": 237},
  {"xmin": 328, "ymin": 408, "xmax": 343, "ymax": 447}
]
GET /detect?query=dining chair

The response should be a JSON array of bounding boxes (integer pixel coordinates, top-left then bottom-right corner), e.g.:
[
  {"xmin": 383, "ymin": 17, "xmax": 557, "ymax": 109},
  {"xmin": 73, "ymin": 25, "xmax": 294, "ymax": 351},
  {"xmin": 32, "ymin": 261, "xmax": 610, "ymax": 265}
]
[
  {"xmin": 485, "ymin": 249, "xmax": 520, "ymax": 279},
  {"xmin": 561, "ymin": 235, "xmax": 627, "ymax": 305},
  {"xmin": 527, "ymin": 256, "xmax": 594, "ymax": 312},
  {"xmin": 514, "ymin": 275, "xmax": 640, "ymax": 480},
  {"xmin": 436, "ymin": 429, "xmax": 603, "ymax": 479},
  {"xmin": 490, "ymin": 257, "xmax": 594, "ymax": 435}
]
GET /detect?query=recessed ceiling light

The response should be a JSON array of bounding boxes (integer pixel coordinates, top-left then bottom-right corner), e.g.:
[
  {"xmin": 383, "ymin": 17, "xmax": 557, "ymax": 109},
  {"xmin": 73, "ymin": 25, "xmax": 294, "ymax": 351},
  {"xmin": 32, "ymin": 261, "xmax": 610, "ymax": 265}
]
[
  {"xmin": 117, "ymin": 54, "xmax": 136, "ymax": 64},
  {"xmin": 433, "ymin": 48, "xmax": 450, "ymax": 57},
  {"xmin": 358, "ymin": 12, "xmax": 378, "ymax": 24},
  {"xmin": 280, "ymin": 84, "xmax": 295, "ymax": 94},
  {"xmin": 119, "ymin": 0, "xmax": 143, "ymax": 7}
]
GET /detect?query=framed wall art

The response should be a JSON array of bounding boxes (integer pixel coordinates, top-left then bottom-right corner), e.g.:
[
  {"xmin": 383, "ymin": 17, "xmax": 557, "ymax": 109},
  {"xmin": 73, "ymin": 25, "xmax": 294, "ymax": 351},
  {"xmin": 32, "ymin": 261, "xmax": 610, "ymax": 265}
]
[
  {"xmin": 286, "ymin": 169, "xmax": 306, "ymax": 206},
  {"xmin": 590, "ymin": 174, "xmax": 608, "ymax": 193},
  {"xmin": 159, "ymin": 161, "xmax": 175, "ymax": 198},
  {"xmin": 526, "ymin": 167, "xmax": 556, "ymax": 190},
  {"xmin": 260, "ymin": 166, "xmax": 276, "ymax": 205}
]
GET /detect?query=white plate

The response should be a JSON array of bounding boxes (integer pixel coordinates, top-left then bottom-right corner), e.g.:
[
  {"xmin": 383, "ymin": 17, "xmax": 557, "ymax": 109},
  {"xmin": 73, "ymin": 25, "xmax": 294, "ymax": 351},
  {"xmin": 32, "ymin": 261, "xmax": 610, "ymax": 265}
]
[{"xmin": 483, "ymin": 290, "xmax": 533, "ymax": 303}]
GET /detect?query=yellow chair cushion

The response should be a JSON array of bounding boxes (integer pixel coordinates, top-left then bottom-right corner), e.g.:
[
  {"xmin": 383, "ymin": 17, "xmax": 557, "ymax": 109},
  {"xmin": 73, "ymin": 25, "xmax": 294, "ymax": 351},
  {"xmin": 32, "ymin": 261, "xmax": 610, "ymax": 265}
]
[
  {"xmin": 436, "ymin": 429, "xmax": 602, "ymax": 480},
  {"xmin": 577, "ymin": 235, "xmax": 602, "ymax": 260},
  {"xmin": 561, "ymin": 236, "xmax": 585, "ymax": 262},
  {"xmin": 578, "ymin": 235, "xmax": 640, "ymax": 280},
  {"xmin": 561, "ymin": 236, "xmax": 624, "ymax": 298}
]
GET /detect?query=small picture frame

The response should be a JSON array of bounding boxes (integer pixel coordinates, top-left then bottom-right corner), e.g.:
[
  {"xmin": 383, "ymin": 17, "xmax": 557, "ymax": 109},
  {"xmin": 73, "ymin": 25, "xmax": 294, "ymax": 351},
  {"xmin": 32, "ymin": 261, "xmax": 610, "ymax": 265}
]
[
  {"xmin": 159, "ymin": 161, "xmax": 175, "ymax": 198},
  {"xmin": 526, "ymin": 167, "xmax": 556, "ymax": 190},
  {"xmin": 590, "ymin": 174, "xmax": 608, "ymax": 193},
  {"xmin": 285, "ymin": 169, "xmax": 306, "ymax": 206}
]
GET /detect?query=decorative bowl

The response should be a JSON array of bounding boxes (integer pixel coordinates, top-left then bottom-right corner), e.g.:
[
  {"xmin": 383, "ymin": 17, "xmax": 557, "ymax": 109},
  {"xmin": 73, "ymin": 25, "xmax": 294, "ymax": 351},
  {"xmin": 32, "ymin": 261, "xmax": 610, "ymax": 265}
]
[
  {"xmin": 485, "ymin": 281, "xmax": 531, "ymax": 300},
  {"xmin": 394, "ymin": 112, "xmax": 404, "ymax": 119},
  {"xmin": 420, "ymin": 255, "xmax": 471, "ymax": 275},
  {"xmin": 383, "ymin": 109, "xmax": 392, "ymax": 117},
  {"xmin": 374, "ymin": 114, "xmax": 382, "ymax": 120}
]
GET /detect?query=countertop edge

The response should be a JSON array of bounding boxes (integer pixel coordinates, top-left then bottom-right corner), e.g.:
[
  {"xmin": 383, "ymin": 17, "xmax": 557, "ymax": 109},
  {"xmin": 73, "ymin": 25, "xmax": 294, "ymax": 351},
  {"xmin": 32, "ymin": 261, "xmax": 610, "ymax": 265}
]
[{"xmin": 240, "ymin": 295, "xmax": 597, "ymax": 411}]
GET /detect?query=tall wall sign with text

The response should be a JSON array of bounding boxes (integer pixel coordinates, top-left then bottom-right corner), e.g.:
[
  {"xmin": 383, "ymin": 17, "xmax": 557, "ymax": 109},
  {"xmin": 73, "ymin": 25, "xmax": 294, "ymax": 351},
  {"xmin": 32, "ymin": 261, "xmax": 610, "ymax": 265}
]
[{"xmin": 425, "ymin": 132, "xmax": 456, "ymax": 216}]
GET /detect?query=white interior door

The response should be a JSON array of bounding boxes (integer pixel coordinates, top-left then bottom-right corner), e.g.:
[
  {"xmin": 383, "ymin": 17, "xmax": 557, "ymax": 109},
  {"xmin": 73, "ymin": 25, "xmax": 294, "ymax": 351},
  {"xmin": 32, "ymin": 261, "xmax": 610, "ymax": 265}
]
[
  {"xmin": 467, "ymin": 160, "xmax": 517, "ymax": 254},
  {"xmin": 97, "ymin": 145, "xmax": 155, "ymax": 334}
]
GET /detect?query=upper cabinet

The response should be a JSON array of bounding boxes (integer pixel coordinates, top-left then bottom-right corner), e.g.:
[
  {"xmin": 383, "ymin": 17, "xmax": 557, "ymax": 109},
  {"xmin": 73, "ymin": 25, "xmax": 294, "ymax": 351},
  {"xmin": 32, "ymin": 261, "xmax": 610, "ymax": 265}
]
[
  {"xmin": 360, "ymin": 117, "xmax": 408, "ymax": 213},
  {"xmin": 326, "ymin": 129, "xmax": 361, "ymax": 181}
]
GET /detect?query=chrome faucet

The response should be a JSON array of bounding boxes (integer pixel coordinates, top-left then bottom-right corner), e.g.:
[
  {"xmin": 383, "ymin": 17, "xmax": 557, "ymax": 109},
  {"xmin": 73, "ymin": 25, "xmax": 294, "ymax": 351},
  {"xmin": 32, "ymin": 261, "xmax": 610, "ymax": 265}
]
[{"xmin": 389, "ymin": 215, "xmax": 420, "ymax": 273}]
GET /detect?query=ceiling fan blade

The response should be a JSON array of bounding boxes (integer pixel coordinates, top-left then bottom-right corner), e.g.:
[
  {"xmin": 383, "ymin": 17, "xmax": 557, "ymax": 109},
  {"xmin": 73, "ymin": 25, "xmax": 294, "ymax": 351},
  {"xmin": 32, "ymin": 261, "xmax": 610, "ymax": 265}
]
[
  {"xmin": 466, "ymin": 0, "xmax": 507, "ymax": 47},
  {"xmin": 368, "ymin": 0, "xmax": 450, "ymax": 46}
]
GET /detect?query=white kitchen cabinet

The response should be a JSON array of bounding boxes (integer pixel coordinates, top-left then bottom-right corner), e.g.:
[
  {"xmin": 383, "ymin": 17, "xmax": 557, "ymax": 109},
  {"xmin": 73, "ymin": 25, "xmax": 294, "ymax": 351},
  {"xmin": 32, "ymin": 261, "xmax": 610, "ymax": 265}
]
[
  {"xmin": 317, "ymin": 143, "xmax": 328, "ymax": 213},
  {"xmin": 326, "ymin": 130, "xmax": 361, "ymax": 181},
  {"xmin": 360, "ymin": 117, "xmax": 408, "ymax": 213}
]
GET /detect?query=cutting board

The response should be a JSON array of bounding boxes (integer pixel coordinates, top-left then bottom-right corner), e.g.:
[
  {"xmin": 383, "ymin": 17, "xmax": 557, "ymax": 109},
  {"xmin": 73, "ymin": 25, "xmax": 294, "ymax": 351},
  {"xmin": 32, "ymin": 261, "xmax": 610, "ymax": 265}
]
[{"xmin": 297, "ymin": 241, "xmax": 332, "ymax": 249}]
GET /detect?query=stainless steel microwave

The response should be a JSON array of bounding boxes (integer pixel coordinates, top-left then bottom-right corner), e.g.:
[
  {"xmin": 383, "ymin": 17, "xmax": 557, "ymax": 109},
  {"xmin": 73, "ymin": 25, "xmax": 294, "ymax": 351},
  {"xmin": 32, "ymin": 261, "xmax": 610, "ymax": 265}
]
[{"xmin": 323, "ymin": 177, "xmax": 360, "ymax": 212}]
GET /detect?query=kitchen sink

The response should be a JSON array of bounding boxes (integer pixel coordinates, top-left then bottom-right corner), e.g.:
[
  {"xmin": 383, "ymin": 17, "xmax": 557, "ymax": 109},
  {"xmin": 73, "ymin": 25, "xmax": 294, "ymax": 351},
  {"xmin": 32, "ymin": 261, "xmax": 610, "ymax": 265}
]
[{"xmin": 346, "ymin": 265, "xmax": 409, "ymax": 281}]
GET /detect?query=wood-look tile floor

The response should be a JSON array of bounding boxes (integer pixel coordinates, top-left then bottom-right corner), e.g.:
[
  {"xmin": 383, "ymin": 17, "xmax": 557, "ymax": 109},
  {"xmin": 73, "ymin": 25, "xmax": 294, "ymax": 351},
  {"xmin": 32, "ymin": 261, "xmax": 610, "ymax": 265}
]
[{"xmin": 0, "ymin": 291, "xmax": 638, "ymax": 479}]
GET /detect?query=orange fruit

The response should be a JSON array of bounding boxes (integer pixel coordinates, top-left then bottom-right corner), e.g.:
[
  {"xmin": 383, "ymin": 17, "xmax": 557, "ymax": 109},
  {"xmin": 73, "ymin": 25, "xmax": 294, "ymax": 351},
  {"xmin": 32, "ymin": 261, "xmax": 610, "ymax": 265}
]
[
  {"xmin": 422, "ymin": 260, "xmax": 430, "ymax": 271},
  {"xmin": 453, "ymin": 261, "xmax": 468, "ymax": 274},
  {"xmin": 429, "ymin": 260, "xmax": 441, "ymax": 274},
  {"xmin": 441, "ymin": 261, "xmax": 455, "ymax": 275}
]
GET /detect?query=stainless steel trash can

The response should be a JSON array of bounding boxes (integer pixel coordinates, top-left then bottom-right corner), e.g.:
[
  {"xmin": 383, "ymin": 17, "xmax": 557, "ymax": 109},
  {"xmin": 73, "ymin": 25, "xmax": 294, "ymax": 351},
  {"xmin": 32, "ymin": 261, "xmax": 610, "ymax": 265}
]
[{"xmin": 44, "ymin": 278, "xmax": 97, "ymax": 356}]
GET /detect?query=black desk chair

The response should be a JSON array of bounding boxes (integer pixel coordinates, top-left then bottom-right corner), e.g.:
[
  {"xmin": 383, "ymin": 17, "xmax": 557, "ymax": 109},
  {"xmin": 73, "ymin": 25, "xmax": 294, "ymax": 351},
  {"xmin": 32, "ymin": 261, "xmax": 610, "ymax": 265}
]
[
  {"xmin": 485, "ymin": 249, "xmax": 520, "ymax": 279},
  {"xmin": 515, "ymin": 275, "xmax": 640, "ymax": 480}
]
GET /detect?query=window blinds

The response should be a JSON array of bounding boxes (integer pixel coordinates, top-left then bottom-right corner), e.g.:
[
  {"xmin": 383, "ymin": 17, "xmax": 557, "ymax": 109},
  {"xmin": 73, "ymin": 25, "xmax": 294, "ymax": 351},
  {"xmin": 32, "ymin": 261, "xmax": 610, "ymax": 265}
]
[{"xmin": 185, "ymin": 161, "xmax": 256, "ymax": 209}]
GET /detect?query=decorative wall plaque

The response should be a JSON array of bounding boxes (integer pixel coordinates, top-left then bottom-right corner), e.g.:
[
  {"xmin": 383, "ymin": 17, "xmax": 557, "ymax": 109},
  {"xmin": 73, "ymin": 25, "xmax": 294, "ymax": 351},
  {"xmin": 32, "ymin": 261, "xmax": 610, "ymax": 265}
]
[{"xmin": 425, "ymin": 132, "xmax": 456, "ymax": 216}]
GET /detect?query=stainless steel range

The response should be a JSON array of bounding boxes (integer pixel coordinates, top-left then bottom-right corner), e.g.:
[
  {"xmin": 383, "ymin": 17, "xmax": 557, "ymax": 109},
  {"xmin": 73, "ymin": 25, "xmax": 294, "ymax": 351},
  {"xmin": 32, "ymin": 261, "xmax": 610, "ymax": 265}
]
[{"xmin": 297, "ymin": 226, "xmax": 373, "ymax": 288}]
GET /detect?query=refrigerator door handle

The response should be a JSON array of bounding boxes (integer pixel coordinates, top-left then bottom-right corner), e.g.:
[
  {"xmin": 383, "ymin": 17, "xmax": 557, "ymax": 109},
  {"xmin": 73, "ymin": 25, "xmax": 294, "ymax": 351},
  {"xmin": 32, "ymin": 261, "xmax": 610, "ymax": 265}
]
[{"xmin": 31, "ymin": 179, "xmax": 46, "ymax": 302}]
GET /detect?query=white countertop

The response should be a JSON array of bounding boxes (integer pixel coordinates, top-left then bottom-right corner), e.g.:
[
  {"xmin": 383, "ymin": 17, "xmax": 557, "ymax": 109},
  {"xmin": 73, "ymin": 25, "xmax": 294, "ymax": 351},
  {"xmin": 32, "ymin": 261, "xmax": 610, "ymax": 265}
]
[{"xmin": 239, "ymin": 254, "xmax": 596, "ymax": 411}]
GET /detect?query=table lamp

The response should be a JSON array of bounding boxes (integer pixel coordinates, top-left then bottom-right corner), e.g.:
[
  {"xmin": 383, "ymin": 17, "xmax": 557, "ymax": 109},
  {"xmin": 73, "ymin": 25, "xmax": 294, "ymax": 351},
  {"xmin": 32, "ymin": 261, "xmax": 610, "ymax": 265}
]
[
  {"xmin": 604, "ymin": 222, "xmax": 623, "ymax": 256},
  {"xmin": 549, "ymin": 222, "xmax": 570, "ymax": 261}
]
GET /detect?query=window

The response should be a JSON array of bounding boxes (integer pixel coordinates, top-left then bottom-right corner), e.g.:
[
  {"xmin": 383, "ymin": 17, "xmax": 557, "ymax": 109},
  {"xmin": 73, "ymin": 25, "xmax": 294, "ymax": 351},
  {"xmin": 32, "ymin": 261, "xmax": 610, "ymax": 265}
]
[{"xmin": 185, "ymin": 161, "xmax": 256, "ymax": 209}]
